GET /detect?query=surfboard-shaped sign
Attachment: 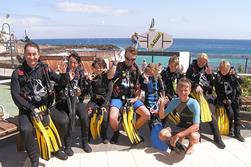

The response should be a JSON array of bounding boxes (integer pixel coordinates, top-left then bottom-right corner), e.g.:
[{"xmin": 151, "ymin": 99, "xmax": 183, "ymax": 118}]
[{"xmin": 138, "ymin": 31, "xmax": 173, "ymax": 50}]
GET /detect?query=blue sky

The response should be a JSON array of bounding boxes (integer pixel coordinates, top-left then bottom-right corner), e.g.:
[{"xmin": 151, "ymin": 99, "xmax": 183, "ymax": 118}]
[{"xmin": 0, "ymin": 0, "xmax": 251, "ymax": 39}]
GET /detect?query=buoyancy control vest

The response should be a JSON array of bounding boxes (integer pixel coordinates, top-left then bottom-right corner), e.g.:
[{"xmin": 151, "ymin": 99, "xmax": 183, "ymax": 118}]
[
  {"xmin": 112, "ymin": 62, "xmax": 140, "ymax": 98},
  {"xmin": 161, "ymin": 67, "xmax": 182, "ymax": 99},
  {"xmin": 186, "ymin": 60, "xmax": 212, "ymax": 94},
  {"xmin": 17, "ymin": 61, "xmax": 54, "ymax": 107},
  {"xmin": 215, "ymin": 71, "xmax": 242, "ymax": 103}
]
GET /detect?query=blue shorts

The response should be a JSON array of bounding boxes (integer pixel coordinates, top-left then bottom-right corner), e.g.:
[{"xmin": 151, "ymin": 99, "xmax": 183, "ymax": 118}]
[{"xmin": 110, "ymin": 99, "xmax": 144, "ymax": 110}]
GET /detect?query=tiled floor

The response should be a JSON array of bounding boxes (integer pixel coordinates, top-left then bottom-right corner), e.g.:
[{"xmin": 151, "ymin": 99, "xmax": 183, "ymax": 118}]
[{"xmin": 22, "ymin": 136, "xmax": 251, "ymax": 167}]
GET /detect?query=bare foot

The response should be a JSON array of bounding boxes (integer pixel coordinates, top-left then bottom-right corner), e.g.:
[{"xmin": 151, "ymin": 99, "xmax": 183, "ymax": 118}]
[{"xmin": 186, "ymin": 144, "xmax": 194, "ymax": 155}]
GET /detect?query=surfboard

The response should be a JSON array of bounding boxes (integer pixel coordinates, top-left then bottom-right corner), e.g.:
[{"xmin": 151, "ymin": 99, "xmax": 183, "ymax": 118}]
[{"xmin": 138, "ymin": 31, "xmax": 173, "ymax": 50}]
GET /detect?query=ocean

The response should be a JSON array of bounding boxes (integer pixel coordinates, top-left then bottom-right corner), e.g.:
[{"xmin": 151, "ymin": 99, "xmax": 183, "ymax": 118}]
[{"xmin": 33, "ymin": 38, "xmax": 251, "ymax": 71}]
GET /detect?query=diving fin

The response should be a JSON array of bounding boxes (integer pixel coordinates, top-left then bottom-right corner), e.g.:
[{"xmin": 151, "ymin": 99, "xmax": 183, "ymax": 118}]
[
  {"xmin": 32, "ymin": 106, "xmax": 62, "ymax": 160},
  {"xmin": 127, "ymin": 105, "xmax": 141, "ymax": 144},
  {"xmin": 191, "ymin": 92, "xmax": 212, "ymax": 122},
  {"xmin": 90, "ymin": 111, "xmax": 98, "ymax": 140},
  {"xmin": 122, "ymin": 108, "xmax": 134, "ymax": 144},
  {"xmin": 216, "ymin": 106, "xmax": 229, "ymax": 135},
  {"xmin": 96, "ymin": 108, "xmax": 105, "ymax": 138},
  {"xmin": 32, "ymin": 117, "xmax": 51, "ymax": 160}
]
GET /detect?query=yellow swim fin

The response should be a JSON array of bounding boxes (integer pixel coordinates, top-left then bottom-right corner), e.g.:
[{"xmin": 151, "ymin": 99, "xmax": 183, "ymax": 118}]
[
  {"xmin": 190, "ymin": 92, "xmax": 212, "ymax": 122},
  {"xmin": 122, "ymin": 108, "xmax": 134, "ymax": 144},
  {"xmin": 32, "ymin": 105, "xmax": 62, "ymax": 160},
  {"xmin": 96, "ymin": 108, "xmax": 105, "ymax": 138},
  {"xmin": 90, "ymin": 111, "xmax": 98, "ymax": 140},
  {"xmin": 32, "ymin": 117, "xmax": 51, "ymax": 160},
  {"xmin": 216, "ymin": 106, "xmax": 229, "ymax": 135},
  {"xmin": 127, "ymin": 105, "xmax": 141, "ymax": 144}
]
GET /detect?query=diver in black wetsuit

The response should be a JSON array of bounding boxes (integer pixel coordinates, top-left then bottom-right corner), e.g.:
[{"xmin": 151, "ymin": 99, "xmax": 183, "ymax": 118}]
[
  {"xmin": 11, "ymin": 42, "xmax": 69, "ymax": 167},
  {"xmin": 161, "ymin": 55, "xmax": 184, "ymax": 100},
  {"xmin": 109, "ymin": 46, "xmax": 150, "ymax": 144},
  {"xmin": 214, "ymin": 60, "xmax": 245, "ymax": 142},
  {"xmin": 51, "ymin": 51, "xmax": 91, "ymax": 154},
  {"xmin": 186, "ymin": 53, "xmax": 226, "ymax": 149},
  {"xmin": 86, "ymin": 57, "xmax": 114, "ymax": 144}
]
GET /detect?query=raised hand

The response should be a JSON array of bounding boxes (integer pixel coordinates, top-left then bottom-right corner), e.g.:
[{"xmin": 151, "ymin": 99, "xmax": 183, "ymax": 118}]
[{"xmin": 158, "ymin": 93, "xmax": 169, "ymax": 105}]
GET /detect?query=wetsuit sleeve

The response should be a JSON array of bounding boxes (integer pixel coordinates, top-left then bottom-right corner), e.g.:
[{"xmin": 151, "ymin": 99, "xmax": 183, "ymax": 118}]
[
  {"xmin": 101, "ymin": 79, "xmax": 113, "ymax": 107},
  {"xmin": 157, "ymin": 77, "xmax": 164, "ymax": 96},
  {"xmin": 10, "ymin": 70, "xmax": 35, "ymax": 112},
  {"xmin": 164, "ymin": 98, "xmax": 179, "ymax": 117},
  {"xmin": 187, "ymin": 99, "xmax": 200, "ymax": 124},
  {"xmin": 49, "ymin": 70, "xmax": 70, "ymax": 85}
]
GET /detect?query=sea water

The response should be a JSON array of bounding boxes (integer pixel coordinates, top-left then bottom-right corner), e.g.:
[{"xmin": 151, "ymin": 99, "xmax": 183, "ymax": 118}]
[{"xmin": 33, "ymin": 38, "xmax": 251, "ymax": 71}]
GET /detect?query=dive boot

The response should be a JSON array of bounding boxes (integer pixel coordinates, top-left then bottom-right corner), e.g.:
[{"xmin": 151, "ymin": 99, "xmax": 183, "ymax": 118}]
[
  {"xmin": 235, "ymin": 133, "xmax": 245, "ymax": 142},
  {"xmin": 214, "ymin": 138, "xmax": 226, "ymax": 149},
  {"xmin": 52, "ymin": 149, "xmax": 68, "ymax": 160},
  {"xmin": 110, "ymin": 130, "xmax": 120, "ymax": 144},
  {"xmin": 64, "ymin": 147, "xmax": 74, "ymax": 156},
  {"xmin": 82, "ymin": 142, "xmax": 92, "ymax": 153}
]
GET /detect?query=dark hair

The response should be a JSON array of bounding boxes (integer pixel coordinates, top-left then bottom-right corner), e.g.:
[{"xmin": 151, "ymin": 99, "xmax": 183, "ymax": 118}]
[
  {"xmin": 92, "ymin": 57, "xmax": 107, "ymax": 68},
  {"xmin": 68, "ymin": 51, "xmax": 81, "ymax": 64},
  {"xmin": 24, "ymin": 42, "xmax": 40, "ymax": 53}
]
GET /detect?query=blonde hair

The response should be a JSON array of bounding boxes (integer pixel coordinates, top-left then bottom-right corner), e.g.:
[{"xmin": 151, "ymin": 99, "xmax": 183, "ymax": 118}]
[
  {"xmin": 168, "ymin": 55, "xmax": 179, "ymax": 66},
  {"xmin": 197, "ymin": 53, "xmax": 208, "ymax": 62},
  {"xmin": 219, "ymin": 59, "xmax": 230, "ymax": 69},
  {"xmin": 177, "ymin": 77, "xmax": 191, "ymax": 91},
  {"xmin": 125, "ymin": 46, "xmax": 137, "ymax": 55},
  {"xmin": 144, "ymin": 63, "xmax": 160, "ymax": 78}
]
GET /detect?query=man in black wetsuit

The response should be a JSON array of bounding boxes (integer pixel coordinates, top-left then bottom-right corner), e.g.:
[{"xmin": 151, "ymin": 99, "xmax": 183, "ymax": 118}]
[
  {"xmin": 109, "ymin": 46, "xmax": 150, "ymax": 144},
  {"xmin": 186, "ymin": 53, "xmax": 226, "ymax": 149},
  {"xmin": 11, "ymin": 42, "xmax": 69, "ymax": 167},
  {"xmin": 214, "ymin": 60, "xmax": 245, "ymax": 142}
]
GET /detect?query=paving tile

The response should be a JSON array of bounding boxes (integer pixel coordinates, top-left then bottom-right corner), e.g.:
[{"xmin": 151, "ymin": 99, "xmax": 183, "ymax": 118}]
[
  {"xmin": 107, "ymin": 150, "xmax": 136, "ymax": 167},
  {"xmin": 81, "ymin": 151, "xmax": 108, "ymax": 166}
]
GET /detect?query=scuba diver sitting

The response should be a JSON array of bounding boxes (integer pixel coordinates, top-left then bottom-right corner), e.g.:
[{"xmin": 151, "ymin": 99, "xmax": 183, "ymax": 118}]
[
  {"xmin": 139, "ymin": 63, "xmax": 164, "ymax": 124},
  {"xmin": 51, "ymin": 51, "xmax": 91, "ymax": 154},
  {"xmin": 214, "ymin": 60, "xmax": 245, "ymax": 142},
  {"xmin": 139, "ymin": 63, "xmax": 170, "ymax": 150},
  {"xmin": 159, "ymin": 78, "xmax": 201, "ymax": 155},
  {"xmin": 160, "ymin": 55, "xmax": 184, "ymax": 100},
  {"xmin": 186, "ymin": 53, "xmax": 226, "ymax": 149},
  {"xmin": 109, "ymin": 46, "xmax": 150, "ymax": 144},
  {"xmin": 87, "ymin": 57, "xmax": 114, "ymax": 144},
  {"xmin": 11, "ymin": 42, "xmax": 71, "ymax": 167}
]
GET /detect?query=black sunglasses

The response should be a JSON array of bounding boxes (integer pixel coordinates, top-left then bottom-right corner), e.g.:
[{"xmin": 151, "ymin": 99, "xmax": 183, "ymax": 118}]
[{"xmin": 125, "ymin": 57, "xmax": 136, "ymax": 61}]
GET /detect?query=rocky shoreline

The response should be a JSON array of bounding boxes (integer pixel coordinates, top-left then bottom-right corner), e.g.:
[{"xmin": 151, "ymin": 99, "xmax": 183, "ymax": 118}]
[{"xmin": 0, "ymin": 41, "xmax": 122, "ymax": 69}]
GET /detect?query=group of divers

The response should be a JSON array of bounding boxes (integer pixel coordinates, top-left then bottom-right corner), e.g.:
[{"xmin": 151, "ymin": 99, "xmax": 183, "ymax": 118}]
[{"xmin": 10, "ymin": 42, "xmax": 245, "ymax": 167}]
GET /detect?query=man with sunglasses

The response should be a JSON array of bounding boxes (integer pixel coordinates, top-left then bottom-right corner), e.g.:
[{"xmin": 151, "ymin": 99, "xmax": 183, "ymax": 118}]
[{"xmin": 109, "ymin": 46, "xmax": 150, "ymax": 144}]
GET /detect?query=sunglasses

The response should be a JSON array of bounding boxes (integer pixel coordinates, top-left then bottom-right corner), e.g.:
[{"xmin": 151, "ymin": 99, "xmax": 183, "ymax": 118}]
[{"xmin": 125, "ymin": 57, "xmax": 136, "ymax": 61}]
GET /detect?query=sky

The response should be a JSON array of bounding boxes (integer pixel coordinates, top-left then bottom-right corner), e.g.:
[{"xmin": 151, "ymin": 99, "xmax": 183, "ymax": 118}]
[{"xmin": 0, "ymin": 0, "xmax": 251, "ymax": 40}]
